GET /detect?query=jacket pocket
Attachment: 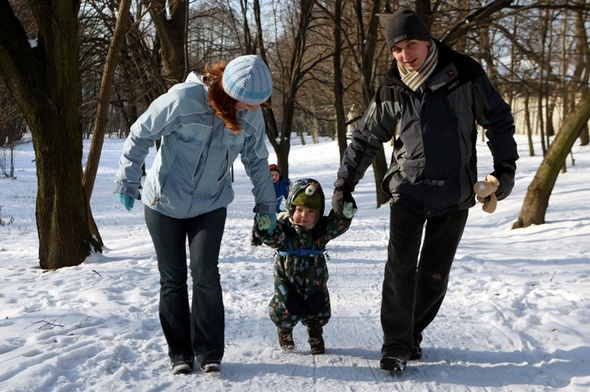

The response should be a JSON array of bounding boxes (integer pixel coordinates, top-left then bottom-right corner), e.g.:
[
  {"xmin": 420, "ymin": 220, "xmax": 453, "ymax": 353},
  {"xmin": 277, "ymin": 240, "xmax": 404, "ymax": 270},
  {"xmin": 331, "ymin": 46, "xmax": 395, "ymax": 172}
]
[
  {"xmin": 382, "ymin": 160, "xmax": 404, "ymax": 197},
  {"xmin": 382, "ymin": 145, "xmax": 407, "ymax": 196},
  {"xmin": 402, "ymin": 158, "xmax": 425, "ymax": 184}
]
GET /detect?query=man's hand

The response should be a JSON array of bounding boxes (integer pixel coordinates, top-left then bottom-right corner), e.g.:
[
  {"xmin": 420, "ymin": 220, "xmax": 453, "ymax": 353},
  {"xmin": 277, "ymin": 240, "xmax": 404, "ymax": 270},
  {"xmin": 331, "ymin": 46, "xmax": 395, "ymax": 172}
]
[
  {"xmin": 332, "ymin": 181, "xmax": 357, "ymax": 219},
  {"xmin": 490, "ymin": 160, "xmax": 516, "ymax": 201},
  {"xmin": 473, "ymin": 175, "xmax": 499, "ymax": 213}
]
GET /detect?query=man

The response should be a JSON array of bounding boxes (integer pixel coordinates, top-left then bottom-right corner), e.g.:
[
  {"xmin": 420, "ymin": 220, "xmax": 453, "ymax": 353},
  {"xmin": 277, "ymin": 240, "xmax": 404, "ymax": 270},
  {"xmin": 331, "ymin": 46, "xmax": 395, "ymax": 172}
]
[{"xmin": 331, "ymin": 8, "xmax": 518, "ymax": 373}]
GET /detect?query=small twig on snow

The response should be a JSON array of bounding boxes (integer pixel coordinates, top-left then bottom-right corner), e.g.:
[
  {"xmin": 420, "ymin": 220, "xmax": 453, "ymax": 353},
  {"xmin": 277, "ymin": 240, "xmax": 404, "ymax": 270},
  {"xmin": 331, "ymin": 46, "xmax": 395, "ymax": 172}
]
[{"xmin": 26, "ymin": 315, "xmax": 66, "ymax": 331}]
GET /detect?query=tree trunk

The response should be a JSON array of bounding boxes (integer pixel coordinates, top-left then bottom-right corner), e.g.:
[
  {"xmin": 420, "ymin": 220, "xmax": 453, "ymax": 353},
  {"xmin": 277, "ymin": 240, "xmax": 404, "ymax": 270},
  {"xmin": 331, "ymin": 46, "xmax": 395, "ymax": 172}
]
[
  {"xmin": 512, "ymin": 93, "xmax": 590, "ymax": 229},
  {"xmin": 524, "ymin": 93, "xmax": 535, "ymax": 157},
  {"xmin": 82, "ymin": 0, "xmax": 132, "ymax": 250},
  {"xmin": 332, "ymin": 0, "xmax": 348, "ymax": 160},
  {"xmin": 579, "ymin": 125, "xmax": 589, "ymax": 146},
  {"xmin": 0, "ymin": 0, "xmax": 94, "ymax": 269},
  {"xmin": 257, "ymin": 0, "xmax": 316, "ymax": 180},
  {"xmin": 33, "ymin": 119, "xmax": 92, "ymax": 269},
  {"xmin": 357, "ymin": 0, "xmax": 388, "ymax": 207},
  {"xmin": 143, "ymin": 0, "xmax": 188, "ymax": 87},
  {"xmin": 573, "ymin": 9, "xmax": 590, "ymax": 147}
]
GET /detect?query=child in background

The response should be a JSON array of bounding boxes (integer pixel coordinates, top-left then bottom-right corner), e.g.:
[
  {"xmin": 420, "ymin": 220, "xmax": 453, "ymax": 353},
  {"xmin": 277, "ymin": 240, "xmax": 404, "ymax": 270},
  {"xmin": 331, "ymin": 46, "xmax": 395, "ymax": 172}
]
[
  {"xmin": 269, "ymin": 164, "xmax": 290, "ymax": 212},
  {"xmin": 251, "ymin": 164, "xmax": 290, "ymax": 246},
  {"xmin": 254, "ymin": 178, "xmax": 355, "ymax": 354}
]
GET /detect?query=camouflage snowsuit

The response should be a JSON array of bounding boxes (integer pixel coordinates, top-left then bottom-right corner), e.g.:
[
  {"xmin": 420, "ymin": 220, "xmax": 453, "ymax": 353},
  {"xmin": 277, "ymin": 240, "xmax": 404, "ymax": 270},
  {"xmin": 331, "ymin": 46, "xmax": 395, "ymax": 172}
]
[{"xmin": 256, "ymin": 212, "xmax": 351, "ymax": 330}]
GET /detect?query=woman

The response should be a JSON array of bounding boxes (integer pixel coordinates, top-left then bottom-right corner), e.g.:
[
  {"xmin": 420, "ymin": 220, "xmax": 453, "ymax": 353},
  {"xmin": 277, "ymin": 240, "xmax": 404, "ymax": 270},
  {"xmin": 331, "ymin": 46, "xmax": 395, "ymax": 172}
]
[{"xmin": 114, "ymin": 55, "xmax": 277, "ymax": 375}]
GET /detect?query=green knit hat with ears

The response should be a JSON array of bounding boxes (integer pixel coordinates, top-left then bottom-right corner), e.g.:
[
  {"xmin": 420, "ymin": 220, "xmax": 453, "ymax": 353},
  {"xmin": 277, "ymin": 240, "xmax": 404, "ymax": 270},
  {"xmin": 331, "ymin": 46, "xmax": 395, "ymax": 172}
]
[{"xmin": 287, "ymin": 178, "xmax": 325, "ymax": 218}]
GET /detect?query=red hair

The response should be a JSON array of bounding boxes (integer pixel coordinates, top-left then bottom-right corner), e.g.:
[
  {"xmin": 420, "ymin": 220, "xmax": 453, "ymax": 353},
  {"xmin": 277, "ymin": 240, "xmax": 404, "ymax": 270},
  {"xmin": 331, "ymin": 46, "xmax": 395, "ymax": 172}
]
[{"xmin": 204, "ymin": 61, "xmax": 242, "ymax": 134}]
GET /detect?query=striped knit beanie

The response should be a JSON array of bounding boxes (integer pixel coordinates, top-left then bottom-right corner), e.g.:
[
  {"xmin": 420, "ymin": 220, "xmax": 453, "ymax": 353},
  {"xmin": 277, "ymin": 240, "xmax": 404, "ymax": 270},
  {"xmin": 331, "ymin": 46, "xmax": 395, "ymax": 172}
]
[{"xmin": 222, "ymin": 55, "xmax": 273, "ymax": 105}]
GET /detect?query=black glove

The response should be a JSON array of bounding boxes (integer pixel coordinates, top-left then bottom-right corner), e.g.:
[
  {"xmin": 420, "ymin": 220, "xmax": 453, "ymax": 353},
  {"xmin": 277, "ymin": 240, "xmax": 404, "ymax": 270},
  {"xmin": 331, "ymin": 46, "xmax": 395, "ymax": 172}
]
[
  {"xmin": 332, "ymin": 181, "xmax": 357, "ymax": 219},
  {"xmin": 490, "ymin": 160, "xmax": 516, "ymax": 201}
]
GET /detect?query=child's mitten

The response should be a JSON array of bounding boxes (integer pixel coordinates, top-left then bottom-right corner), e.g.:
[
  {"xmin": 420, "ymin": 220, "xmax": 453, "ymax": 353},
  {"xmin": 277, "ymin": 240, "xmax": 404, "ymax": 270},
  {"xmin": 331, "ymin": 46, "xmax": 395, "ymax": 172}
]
[
  {"xmin": 256, "ymin": 213, "xmax": 277, "ymax": 231},
  {"xmin": 342, "ymin": 201, "xmax": 357, "ymax": 219}
]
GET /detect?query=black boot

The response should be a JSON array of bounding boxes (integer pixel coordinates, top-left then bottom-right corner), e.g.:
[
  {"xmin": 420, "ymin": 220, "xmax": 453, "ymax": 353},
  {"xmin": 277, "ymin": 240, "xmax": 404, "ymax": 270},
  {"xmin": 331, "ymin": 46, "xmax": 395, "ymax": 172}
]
[
  {"xmin": 307, "ymin": 327, "xmax": 325, "ymax": 355},
  {"xmin": 277, "ymin": 328, "xmax": 294, "ymax": 351},
  {"xmin": 380, "ymin": 354, "xmax": 407, "ymax": 372},
  {"xmin": 409, "ymin": 346, "xmax": 422, "ymax": 360}
]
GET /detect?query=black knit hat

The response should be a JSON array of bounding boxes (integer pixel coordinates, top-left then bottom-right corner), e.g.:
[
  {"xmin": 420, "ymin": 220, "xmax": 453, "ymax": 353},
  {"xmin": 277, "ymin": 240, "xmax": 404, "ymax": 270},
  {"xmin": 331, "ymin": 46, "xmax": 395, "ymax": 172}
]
[{"xmin": 384, "ymin": 8, "xmax": 431, "ymax": 49}]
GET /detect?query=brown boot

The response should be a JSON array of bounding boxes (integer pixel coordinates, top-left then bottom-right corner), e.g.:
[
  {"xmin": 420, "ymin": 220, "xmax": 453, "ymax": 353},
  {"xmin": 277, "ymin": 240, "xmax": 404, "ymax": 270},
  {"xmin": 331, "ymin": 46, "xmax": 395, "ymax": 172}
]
[
  {"xmin": 277, "ymin": 328, "xmax": 294, "ymax": 351},
  {"xmin": 307, "ymin": 327, "xmax": 325, "ymax": 355}
]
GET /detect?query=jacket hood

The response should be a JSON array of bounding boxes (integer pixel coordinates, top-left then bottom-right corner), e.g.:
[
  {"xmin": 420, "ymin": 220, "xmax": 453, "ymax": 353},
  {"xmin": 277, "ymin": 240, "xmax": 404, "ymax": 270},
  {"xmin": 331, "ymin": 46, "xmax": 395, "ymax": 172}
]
[{"xmin": 185, "ymin": 71, "xmax": 204, "ymax": 84}]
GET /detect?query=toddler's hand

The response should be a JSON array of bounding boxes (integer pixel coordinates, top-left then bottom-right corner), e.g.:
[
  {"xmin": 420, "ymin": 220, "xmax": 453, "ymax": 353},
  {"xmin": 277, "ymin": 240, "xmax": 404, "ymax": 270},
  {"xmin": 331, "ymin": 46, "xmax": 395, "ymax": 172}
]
[
  {"xmin": 342, "ymin": 202, "xmax": 357, "ymax": 219},
  {"xmin": 256, "ymin": 213, "xmax": 277, "ymax": 232}
]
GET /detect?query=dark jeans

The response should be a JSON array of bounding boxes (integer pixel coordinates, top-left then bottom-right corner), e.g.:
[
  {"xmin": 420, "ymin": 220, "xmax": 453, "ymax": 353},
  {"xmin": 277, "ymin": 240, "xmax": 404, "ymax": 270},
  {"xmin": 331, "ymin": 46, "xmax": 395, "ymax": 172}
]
[
  {"xmin": 145, "ymin": 206, "xmax": 227, "ymax": 365},
  {"xmin": 381, "ymin": 203, "xmax": 468, "ymax": 358}
]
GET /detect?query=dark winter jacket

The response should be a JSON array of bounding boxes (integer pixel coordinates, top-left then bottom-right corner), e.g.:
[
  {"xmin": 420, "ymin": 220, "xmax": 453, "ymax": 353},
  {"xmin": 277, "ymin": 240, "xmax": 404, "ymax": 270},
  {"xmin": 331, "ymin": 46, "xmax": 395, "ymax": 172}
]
[{"xmin": 336, "ymin": 39, "xmax": 519, "ymax": 217}]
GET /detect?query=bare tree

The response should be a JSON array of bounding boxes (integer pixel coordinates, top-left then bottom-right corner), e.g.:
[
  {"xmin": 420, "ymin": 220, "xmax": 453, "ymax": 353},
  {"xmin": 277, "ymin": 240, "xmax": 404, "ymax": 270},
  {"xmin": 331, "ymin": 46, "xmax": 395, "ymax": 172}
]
[
  {"xmin": 0, "ymin": 0, "xmax": 96, "ymax": 269},
  {"xmin": 0, "ymin": 78, "xmax": 25, "ymax": 147},
  {"xmin": 314, "ymin": 0, "xmax": 390, "ymax": 205},
  {"xmin": 82, "ymin": 0, "xmax": 133, "ymax": 249},
  {"xmin": 353, "ymin": 0, "xmax": 390, "ymax": 206},
  {"xmin": 330, "ymin": 0, "xmax": 347, "ymax": 158},
  {"xmin": 239, "ymin": 0, "xmax": 327, "ymax": 179},
  {"xmin": 141, "ymin": 0, "xmax": 188, "ymax": 87},
  {"xmin": 512, "ymin": 94, "xmax": 590, "ymax": 229},
  {"xmin": 565, "ymin": 6, "xmax": 590, "ymax": 146}
]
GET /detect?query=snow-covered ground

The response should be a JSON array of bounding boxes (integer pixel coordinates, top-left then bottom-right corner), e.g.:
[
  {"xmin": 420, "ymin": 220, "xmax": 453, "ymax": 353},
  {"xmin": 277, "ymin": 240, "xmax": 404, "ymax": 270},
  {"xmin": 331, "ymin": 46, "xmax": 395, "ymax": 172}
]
[{"xmin": 0, "ymin": 133, "xmax": 588, "ymax": 391}]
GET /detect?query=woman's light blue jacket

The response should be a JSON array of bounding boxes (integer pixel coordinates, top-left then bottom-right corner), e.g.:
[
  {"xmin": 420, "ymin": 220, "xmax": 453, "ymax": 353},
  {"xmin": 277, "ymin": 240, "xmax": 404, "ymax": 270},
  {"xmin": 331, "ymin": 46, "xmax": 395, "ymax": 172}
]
[{"xmin": 114, "ymin": 72, "xmax": 276, "ymax": 218}]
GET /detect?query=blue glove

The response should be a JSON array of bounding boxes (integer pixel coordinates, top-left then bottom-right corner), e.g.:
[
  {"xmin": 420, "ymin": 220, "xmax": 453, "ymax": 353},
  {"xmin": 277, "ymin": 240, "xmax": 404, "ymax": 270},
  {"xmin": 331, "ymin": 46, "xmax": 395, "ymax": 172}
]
[
  {"xmin": 116, "ymin": 193, "xmax": 135, "ymax": 211},
  {"xmin": 256, "ymin": 213, "xmax": 277, "ymax": 232}
]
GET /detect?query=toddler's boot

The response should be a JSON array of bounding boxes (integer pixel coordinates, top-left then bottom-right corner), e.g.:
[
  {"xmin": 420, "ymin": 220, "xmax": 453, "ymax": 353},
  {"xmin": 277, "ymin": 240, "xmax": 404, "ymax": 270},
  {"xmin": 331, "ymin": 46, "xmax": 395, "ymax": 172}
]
[
  {"xmin": 278, "ymin": 328, "xmax": 294, "ymax": 351},
  {"xmin": 308, "ymin": 327, "xmax": 325, "ymax": 355}
]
